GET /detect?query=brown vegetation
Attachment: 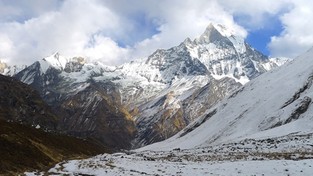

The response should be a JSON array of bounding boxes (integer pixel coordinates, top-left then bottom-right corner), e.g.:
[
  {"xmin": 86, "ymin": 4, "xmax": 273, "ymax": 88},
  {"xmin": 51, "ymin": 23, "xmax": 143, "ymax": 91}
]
[{"xmin": 0, "ymin": 119, "xmax": 109, "ymax": 175}]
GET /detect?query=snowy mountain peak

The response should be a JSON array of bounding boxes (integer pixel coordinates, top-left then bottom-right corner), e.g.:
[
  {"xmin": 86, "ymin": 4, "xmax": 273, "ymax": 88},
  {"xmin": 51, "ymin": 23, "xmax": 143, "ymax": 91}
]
[
  {"xmin": 42, "ymin": 52, "xmax": 68, "ymax": 70},
  {"xmin": 203, "ymin": 23, "xmax": 215, "ymax": 34},
  {"xmin": 39, "ymin": 53, "xmax": 86, "ymax": 73},
  {"xmin": 214, "ymin": 23, "xmax": 238, "ymax": 37},
  {"xmin": 182, "ymin": 37, "xmax": 193, "ymax": 46},
  {"xmin": 53, "ymin": 52, "xmax": 60, "ymax": 59},
  {"xmin": 197, "ymin": 23, "xmax": 226, "ymax": 44}
]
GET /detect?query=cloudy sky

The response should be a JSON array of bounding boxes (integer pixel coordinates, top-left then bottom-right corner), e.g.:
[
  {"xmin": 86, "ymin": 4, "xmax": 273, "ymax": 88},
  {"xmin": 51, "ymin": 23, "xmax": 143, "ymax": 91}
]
[{"xmin": 0, "ymin": 0, "xmax": 312, "ymax": 66}]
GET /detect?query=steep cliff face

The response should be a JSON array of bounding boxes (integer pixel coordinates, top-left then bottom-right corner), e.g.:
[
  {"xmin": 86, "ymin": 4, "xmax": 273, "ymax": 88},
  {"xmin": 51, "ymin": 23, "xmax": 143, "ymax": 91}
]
[
  {"xmin": 57, "ymin": 80, "xmax": 136, "ymax": 149},
  {"xmin": 187, "ymin": 24, "xmax": 271, "ymax": 83}
]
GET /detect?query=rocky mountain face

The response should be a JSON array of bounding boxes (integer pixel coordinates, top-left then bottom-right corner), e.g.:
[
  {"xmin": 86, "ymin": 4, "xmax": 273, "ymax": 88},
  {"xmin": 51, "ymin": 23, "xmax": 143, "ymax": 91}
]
[
  {"xmin": 0, "ymin": 74, "xmax": 58, "ymax": 130},
  {"xmin": 126, "ymin": 24, "xmax": 287, "ymax": 147},
  {"xmin": 0, "ymin": 74, "xmax": 110, "ymax": 175},
  {"xmin": 190, "ymin": 24, "xmax": 278, "ymax": 83},
  {"xmin": 140, "ymin": 47, "xmax": 313, "ymax": 151},
  {"xmin": 14, "ymin": 54, "xmax": 136, "ymax": 149},
  {"xmin": 11, "ymin": 24, "xmax": 288, "ymax": 149}
]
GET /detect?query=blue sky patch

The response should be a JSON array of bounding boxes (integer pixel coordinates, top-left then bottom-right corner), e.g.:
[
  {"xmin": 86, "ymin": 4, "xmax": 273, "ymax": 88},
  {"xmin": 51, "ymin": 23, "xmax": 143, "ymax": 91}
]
[
  {"xmin": 117, "ymin": 12, "xmax": 160, "ymax": 47},
  {"xmin": 234, "ymin": 14, "xmax": 284, "ymax": 56}
]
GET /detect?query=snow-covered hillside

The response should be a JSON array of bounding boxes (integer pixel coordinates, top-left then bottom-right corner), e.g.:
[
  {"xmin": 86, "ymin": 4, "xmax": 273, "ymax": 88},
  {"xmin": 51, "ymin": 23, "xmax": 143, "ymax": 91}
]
[
  {"xmin": 27, "ymin": 156, "xmax": 313, "ymax": 176},
  {"xmin": 140, "ymin": 47, "xmax": 313, "ymax": 151}
]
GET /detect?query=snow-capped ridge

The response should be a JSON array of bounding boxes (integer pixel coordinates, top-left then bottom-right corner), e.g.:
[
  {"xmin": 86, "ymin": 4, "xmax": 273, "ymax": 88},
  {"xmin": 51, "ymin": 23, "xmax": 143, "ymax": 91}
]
[
  {"xmin": 214, "ymin": 23, "xmax": 238, "ymax": 37},
  {"xmin": 0, "ymin": 60, "xmax": 27, "ymax": 76},
  {"xmin": 38, "ymin": 52, "xmax": 88, "ymax": 73},
  {"xmin": 269, "ymin": 57, "xmax": 290, "ymax": 66},
  {"xmin": 196, "ymin": 23, "xmax": 228, "ymax": 44},
  {"xmin": 43, "ymin": 52, "xmax": 67, "ymax": 69}
]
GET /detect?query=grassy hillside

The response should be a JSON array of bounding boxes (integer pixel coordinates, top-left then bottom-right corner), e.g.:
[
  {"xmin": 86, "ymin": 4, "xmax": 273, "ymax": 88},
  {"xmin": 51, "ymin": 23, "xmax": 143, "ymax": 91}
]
[{"xmin": 0, "ymin": 119, "xmax": 109, "ymax": 175}]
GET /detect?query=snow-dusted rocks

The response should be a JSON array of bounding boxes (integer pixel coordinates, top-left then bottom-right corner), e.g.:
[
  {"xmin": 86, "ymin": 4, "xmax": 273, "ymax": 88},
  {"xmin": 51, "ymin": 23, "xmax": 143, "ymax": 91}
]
[
  {"xmin": 0, "ymin": 60, "xmax": 27, "ymax": 76},
  {"xmin": 14, "ymin": 53, "xmax": 137, "ymax": 149}
]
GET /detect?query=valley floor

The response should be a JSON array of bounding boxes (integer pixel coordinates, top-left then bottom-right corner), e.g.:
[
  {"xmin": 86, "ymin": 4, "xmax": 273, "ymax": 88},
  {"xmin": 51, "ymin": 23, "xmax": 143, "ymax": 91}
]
[
  {"xmin": 25, "ymin": 154, "xmax": 313, "ymax": 176},
  {"xmin": 25, "ymin": 134, "xmax": 313, "ymax": 176},
  {"xmin": 22, "ymin": 116, "xmax": 313, "ymax": 176}
]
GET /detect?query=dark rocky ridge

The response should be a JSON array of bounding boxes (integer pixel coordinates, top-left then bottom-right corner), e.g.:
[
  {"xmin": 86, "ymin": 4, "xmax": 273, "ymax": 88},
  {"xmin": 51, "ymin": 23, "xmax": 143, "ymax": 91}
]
[
  {"xmin": 0, "ymin": 74, "xmax": 109, "ymax": 175},
  {"xmin": 0, "ymin": 74, "xmax": 58, "ymax": 130}
]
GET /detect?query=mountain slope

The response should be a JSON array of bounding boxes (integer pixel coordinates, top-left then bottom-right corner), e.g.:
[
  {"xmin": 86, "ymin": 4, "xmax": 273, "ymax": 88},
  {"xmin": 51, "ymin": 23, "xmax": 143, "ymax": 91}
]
[
  {"xmin": 12, "ymin": 24, "xmax": 288, "ymax": 149},
  {"xmin": 140, "ymin": 47, "xmax": 313, "ymax": 151},
  {"xmin": 0, "ymin": 119, "xmax": 109, "ymax": 175},
  {"xmin": 0, "ymin": 74, "xmax": 58, "ymax": 130},
  {"xmin": 0, "ymin": 74, "xmax": 109, "ymax": 175},
  {"xmin": 129, "ymin": 23, "xmax": 286, "ymax": 147},
  {"xmin": 14, "ymin": 55, "xmax": 137, "ymax": 149}
]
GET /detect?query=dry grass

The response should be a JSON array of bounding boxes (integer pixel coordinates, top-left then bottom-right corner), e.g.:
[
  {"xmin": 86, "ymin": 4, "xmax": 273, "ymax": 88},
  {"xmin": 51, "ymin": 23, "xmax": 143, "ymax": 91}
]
[{"xmin": 0, "ymin": 119, "xmax": 110, "ymax": 175}]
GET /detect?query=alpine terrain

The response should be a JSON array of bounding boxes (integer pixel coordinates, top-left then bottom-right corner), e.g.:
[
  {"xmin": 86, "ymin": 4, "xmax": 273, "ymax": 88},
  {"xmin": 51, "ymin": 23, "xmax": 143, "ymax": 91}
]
[
  {"xmin": 7, "ymin": 24, "xmax": 288, "ymax": 149},
  {"xmin": 27, "ymin": 42, "xmax": 313, "ymax": 176}
]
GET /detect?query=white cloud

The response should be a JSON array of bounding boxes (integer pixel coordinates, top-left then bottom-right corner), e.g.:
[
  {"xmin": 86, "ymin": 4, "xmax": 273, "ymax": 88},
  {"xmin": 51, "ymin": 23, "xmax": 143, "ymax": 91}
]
[
  {"xmin": 0, "ymin": 0, "xmax": 247, "ymax": 66},
  {"xmin": 121, "ymin": 0, "xmax": 247, "ymax": 60},
  {"xmin": 218, "ymin": 0, "xmax": 293, "ymax": 29},
  {"xmin": 0, "ymin": 34, "xmax": 13, "ymax": 63},
  {"xmin": 0, "ymin": 0, "xmax": 121, "ymax": 65},
  {"xmin": 268, "ymin": 0, "xmax": 313, "ymax": 58},
  {"xmin": 83, "ymin": 35, "xmax": 130, "ymax": 65},
  {"xmin": 0, "ymin": 0, "xmax": 313, "ymax": 66}
]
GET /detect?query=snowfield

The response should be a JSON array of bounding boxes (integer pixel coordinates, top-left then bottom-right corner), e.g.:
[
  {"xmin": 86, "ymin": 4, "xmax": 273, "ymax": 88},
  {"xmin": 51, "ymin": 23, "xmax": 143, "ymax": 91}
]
[
  {"xmin": 26, "ymin": 158, "xmax": 313, "ymax": 176},
  {"xmin": 25, "ymin": 132, "xmax": 313, "ymax": 176}
]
